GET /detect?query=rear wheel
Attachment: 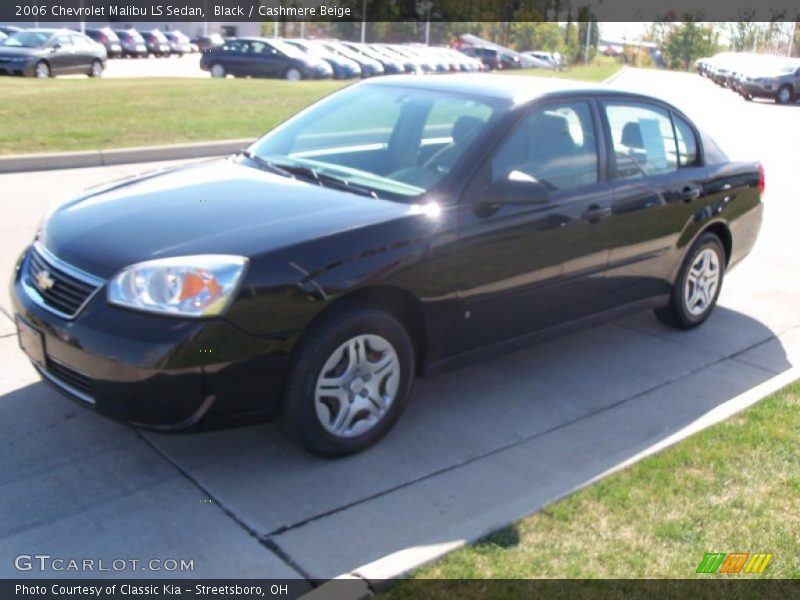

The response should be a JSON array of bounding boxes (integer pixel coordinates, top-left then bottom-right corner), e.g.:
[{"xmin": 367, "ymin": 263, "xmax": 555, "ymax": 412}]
[
  {"xmin": 210, "ymin": 63, "xmax": 226, "ymax": 78},
  {"xmin": 34, "ymin": 61, "xmax": 50, "ymax": 78},
  {"xmin": 776, "ymin": 85, "xmax": 793, "ymax": 105},
  {"xmin": 282, "ymin": 304, "xmax": 415, "ymax": 457},
  {"xmin": 89, "ymin": 60, "xmax": 103, "ymax": 78},
  {"xmin": 285, "ymin": 67, "xmax": 302, "ymax": 81},
  {"xmin": 655, "ymin": 233, "xmax": 725, "ymax": 330}
]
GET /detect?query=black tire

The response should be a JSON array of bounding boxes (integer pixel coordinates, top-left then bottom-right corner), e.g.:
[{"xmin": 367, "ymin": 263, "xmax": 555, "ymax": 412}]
[
  {"xmin": 655, "ymin": 232, "xmax": 725, "ymax": 330},
  {"xmin": 33, "ymin": 60, "xmax": 50, "ymax": 78},
  {"xmin": 88, "ymin": 59, "xmax": 103, "ymax": 78},
  {"xmin": 775, "ymin": 84, "xmax": 793, "ymax": 105},
  {"xmin": 282, "ymin": 303, "xmax": 415, "ymax": 457}
]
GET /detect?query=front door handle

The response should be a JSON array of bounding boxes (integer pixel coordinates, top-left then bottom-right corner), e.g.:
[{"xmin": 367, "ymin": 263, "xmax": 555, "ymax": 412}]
[
  {"xmin": 680, "ymin": 185, "xmax": 702, "ymax": 202},
  {"xmin": 582, "ymin": 204, "xmax": 612, "ymax": 223}
]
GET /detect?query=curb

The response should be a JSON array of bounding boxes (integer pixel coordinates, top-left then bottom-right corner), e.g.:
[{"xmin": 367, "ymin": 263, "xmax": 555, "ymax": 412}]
[
  {"xmin": 300, "ymin": 363, "xmax": 799, "ymax": 598},
  {"xmin": 0, "ymin": 138, "xmax": 253, "ymax": 174},
  {"xmin": 602, "ymin": 65, "xmax": 627, "ymax": 85}
]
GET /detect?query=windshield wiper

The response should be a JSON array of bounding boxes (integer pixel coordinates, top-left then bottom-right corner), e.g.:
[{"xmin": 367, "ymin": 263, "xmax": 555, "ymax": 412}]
[
  {"xmin": 272, "ymin": 163, "xmax": 379, "ymax": 199},
  {"xmin": 239, "ymin": 150, "xmax": 295, "ymax": 179}
]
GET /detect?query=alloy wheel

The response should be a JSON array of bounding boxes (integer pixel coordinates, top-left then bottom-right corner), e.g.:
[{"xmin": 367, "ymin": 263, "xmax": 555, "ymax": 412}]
[
  {"xmin": 314, "ymin": 334, "xmax": 400, "ymax": 438},
  {"xmin": 684, "ymin": 248, "xmax": 721, "ymax": 317},
  {"xmin": 286, "ymin": 68, "xmax": 301, "ymax": 81},
  {"xmin": 777, "ymin": 87, "xmax": 792, "ymax": 104},
  {"xmin": 210, "ymin": 63, "xmax": 225, "ymax": 78},
  {"xmin": 35, "ymin": 62, "xmax": 50, "ymax": 78}
]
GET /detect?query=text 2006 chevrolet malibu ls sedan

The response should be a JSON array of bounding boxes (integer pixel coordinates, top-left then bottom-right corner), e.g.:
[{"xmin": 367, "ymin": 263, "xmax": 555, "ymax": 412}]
[{"xmin": 11, "ymin": 76, "xmax": 763, "ymax": 456}]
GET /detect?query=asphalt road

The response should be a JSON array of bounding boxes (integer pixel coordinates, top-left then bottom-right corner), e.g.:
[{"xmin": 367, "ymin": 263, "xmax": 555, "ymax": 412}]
[
  {"xmin": 103, "ymin": 54, "xmax": 208, "ymax": 78},
  {"xmin": 0, "ymin": 68, "xmax": 798, "ymax": 585}
]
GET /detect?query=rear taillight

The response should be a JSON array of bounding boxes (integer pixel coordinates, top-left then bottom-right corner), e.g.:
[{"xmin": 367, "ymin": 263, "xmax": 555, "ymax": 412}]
[{"xmin": 758, "ymin": 164, "xmax": 765, "ymax": 195}]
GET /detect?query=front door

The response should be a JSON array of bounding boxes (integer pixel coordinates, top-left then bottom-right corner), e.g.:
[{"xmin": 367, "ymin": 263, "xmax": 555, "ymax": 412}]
[{"xmin": 456, "ymin": 99, "xmax": 615, "ymax": 352}]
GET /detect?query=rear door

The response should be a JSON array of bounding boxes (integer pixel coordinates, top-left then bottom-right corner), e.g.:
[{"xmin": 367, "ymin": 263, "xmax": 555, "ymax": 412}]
[
  {"xmin": 599, "ymin": 99, "xmax": 708, "ymax": 307},
  {"xmin": 69, "ymin": 34, "xmax": 96, "ymax": 72}
]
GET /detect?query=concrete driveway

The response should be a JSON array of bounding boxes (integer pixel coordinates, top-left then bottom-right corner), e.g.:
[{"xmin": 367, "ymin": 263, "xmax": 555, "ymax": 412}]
[{"xmin": 0, "ymin": 68, "xmax": 798, "ymax": 585}]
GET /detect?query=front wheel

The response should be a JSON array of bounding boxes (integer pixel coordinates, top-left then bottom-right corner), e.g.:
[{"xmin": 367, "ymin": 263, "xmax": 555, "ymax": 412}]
[
  {"xmin": 775, "ymin": 85, "xmax": 793, "ymax": 105},
  {"xmin": 285, "ymin": 67, "xmax": 302, "ymax": 81},
  {"xmin": 210, "ymin": 63, "xmax": 226, "ymax": 78},
  {"xmin": 34, "ymin": 61, "xmax": 50, "ymax": 78},
  {"xmin": 282, "ymin": 304, "xmax": 415, "ymax": 457},
  {"xmin": 655, "ymin": 233, "xmax": 725, "ymax": 330}
]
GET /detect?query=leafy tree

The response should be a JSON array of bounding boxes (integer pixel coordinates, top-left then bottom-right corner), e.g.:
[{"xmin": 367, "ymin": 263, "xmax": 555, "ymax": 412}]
[{"xmin": 664, "ymin": 21, "xmax": 718, "ymax": 70}]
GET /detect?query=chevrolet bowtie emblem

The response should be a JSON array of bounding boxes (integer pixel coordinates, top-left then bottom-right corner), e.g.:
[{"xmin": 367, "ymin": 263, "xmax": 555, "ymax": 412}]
[{"xmin": 35, "ymin": 270, "xmax": 55, "ymax": 291}]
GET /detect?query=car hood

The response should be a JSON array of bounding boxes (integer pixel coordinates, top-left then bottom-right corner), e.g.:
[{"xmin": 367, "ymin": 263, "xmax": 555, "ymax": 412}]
[
  {"xmin": 40, "ymin": 159, "xmax": 414, "ymax": 279},
  {"xmin": 0, "ymin": 46, "xmax": 43, "ymax": 58}
]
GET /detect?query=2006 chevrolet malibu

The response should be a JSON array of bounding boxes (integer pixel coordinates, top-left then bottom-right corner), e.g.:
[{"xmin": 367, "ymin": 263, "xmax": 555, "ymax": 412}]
[{"xmin": 11, "ymin": 75, "xmax": 763, "ymax": 456}]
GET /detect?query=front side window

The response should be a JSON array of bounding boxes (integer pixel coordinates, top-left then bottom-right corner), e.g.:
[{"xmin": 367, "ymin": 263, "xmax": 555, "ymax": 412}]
[
  {"xmin": 249, "ymin": 85, "xmax": 504, "ymax": 200},
  {"xmin": 491, "ymin": 101, "xmax": 598, "ymax": 191},
  {"xmin": 223, "ymin": 39, "xmax": 247, "ymax": 53},
  {"xmin": 604, "ymin": 102, "xmax": 677, "ymax": 179}
]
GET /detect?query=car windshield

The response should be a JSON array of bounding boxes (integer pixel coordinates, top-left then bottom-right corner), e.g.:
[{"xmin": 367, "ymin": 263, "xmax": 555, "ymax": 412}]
[
  {"xmin": 270, "ymin": 39, "xmax": 307, "ymax": 60},
  {"xmin": 2, "ymin": 31, "xmax": 50, "ymax": 48},
  {"xmin": 248, "ymin": 84, "xmax": 505, "ymax": 201}
]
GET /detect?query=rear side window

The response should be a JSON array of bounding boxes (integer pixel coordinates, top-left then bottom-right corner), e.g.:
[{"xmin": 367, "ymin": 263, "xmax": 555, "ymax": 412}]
[
  {"xmin": 672, "ymin": 113, "xmax": 699, "ymax": 167},
  {"xmin": 604, "ymin": 102, "xmax": 677, "ymax": 179}
]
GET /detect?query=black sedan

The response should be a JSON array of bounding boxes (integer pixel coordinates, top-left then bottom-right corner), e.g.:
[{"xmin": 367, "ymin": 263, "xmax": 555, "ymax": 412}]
[
  {"xmin": 0, "ymin": 29, "xmax": 106, "ymax": 78},
  {"xmin": 200, "ymin": 37, "xmax": 332, "ymax": 80},
  {"xmin": 11, "ymin": 76, "xmax": 763, "ymax": 456}
]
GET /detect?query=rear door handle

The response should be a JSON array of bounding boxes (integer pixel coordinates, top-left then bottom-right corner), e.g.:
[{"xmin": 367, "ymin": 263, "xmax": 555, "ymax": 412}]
[
  {"xmin": 680, "ymin": 185, "xmax": 702, "ymax": 202},
  {"xmin": 582, "ymin": 204, "xmax": 612, "ymax": 223}
]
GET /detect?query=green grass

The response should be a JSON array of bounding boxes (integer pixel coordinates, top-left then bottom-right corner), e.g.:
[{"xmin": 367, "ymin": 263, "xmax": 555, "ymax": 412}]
[
  {"xmin": 385, "ymin": 380, "xmax": 800, "ymax": 592},
  {"xmin": 0, "ymin": 62, "xmax": 621, "ymax": 155},
  {"xmin": 505, "ymin": 62, "xmax": 622, "ymax": 83},
  {"xmin": 0, "ymin": 78, "xmax": 349, "ymax": 155}
]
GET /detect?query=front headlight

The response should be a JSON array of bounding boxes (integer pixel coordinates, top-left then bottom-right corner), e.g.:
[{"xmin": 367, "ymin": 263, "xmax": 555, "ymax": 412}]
[{"xmin": 108, "ymin": 255, "xmax": 248, "ymax": 317}]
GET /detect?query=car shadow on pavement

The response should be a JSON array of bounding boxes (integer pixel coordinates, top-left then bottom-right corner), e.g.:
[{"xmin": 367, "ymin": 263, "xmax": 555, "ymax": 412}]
[{"xmin": 0, "ymin": 306, "xmax": 792, "ymax": 580}]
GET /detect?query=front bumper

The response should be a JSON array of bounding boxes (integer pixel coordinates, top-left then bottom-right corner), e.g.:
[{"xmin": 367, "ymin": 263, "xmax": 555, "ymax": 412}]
[
  {"xmin": 10, "ymin": 246, "xmax": 295, "ymax": 431},
  {"xmin": 0, "ymin": 58, "xmax": 33, "ymax": 76},
  {"xmin": 739, "ymin": 83, "xmax": 778, "ymax": 98}
]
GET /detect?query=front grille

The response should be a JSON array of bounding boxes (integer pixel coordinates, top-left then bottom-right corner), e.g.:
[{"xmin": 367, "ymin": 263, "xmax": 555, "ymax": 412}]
[{"xmin": 24, "ymin": 245, "xmax": 103, "ymax": 319}]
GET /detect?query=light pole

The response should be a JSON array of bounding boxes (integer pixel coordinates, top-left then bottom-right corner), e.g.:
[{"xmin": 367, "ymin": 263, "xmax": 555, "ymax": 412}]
[
  {"xmin": 361, "ymin": 0, "xmax": 367, "ymax": 43},
  {"xmin": 584, "ymin": 20, "xmax": 591, "ymax": 65},
  {"xmin": 418, "ymin": 0, "xmax": 433, "ymax": 45}
]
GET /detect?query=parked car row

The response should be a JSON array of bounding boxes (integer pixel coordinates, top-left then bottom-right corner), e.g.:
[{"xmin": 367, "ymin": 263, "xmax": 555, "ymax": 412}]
[
  {"xmin": 200, "ymin": 38, "xmax": 501, "ymax": 80},
  {"xmin": 0, "ymin": 24, "xmax": 199, "ymax": 62},
  {"xmin": 697, "ymin": 52, "xmax": 800, "ymax": 104}
]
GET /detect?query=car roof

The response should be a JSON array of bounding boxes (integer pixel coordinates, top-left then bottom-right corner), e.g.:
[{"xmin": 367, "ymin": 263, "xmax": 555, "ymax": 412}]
[{"xmin": 361, "ymin": 74, "xmax": 656, "ymax": 106}]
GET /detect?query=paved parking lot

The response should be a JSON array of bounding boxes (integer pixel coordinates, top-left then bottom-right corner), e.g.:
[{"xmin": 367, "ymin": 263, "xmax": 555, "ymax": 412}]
[
  {"xmin": 0, "ymin": 68, "xmax": 798, "ymax": 584},
  {"xmin": 103, "ymin": 54, "xmax": 207, "ymax": 78}
]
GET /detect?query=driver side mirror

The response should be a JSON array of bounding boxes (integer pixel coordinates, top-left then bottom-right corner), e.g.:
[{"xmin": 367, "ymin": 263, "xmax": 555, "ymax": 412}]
[
  {"xmin": 480, "ymin": 171, "xmax": 549, "ymax": 206},
  {"xmin": 50, "ymin": 43, "xmax": 62, "ymax": 51}
]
